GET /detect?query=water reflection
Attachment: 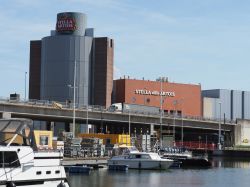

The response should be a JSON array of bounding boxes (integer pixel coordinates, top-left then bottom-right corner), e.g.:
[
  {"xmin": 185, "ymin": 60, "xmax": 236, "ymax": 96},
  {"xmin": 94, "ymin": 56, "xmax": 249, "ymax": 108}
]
[
  {"xmin": 211, "ymin": 157, "xmax": 250, "ymax": 168},
  {"xmin": 68, "ymin": 159, "xmax": 250, "ymax": 187}
]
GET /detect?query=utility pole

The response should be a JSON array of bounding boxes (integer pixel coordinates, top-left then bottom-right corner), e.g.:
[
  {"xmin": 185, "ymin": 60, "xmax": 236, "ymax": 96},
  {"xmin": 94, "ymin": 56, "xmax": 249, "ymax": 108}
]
[
  {"xmin": 86, "ymin": 105, "xmax": 89, "ymax": 133},
  {"xmin": 218, "ymin": 102, "xmax": 222, "ymax": 150},
  {"xmin": 25, "ymin": 71, "xmax": 27, "ymax": 100},
  {"xmin": 72, "ymin": 60, "xmax": 76, "ymax": 138},
  {"xmin": 160, "ymin": 78, "xmax": 163, "ymax": 148},
  {"xmin": 128, "ymin": 110, "xmax": 131, "ymax": 136}
]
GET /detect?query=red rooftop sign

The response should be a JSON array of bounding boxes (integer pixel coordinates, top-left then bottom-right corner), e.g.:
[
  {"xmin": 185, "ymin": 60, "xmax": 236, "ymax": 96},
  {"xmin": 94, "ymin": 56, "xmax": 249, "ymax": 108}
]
[{"xmin": 56, "ymin": 16, "xmax": 76, "ymax": 32}]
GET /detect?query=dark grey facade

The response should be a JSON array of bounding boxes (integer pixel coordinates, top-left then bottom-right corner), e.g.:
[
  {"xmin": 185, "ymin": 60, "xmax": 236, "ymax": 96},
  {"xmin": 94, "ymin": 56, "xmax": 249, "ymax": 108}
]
[
  {"xmin": 203, "ymin": 89, "xmax": 250, "ymax": 121},
  {"xmin": 29, "ymin": 12, "xmax": 114, "ymax": 108},
  {"xmin": 40, "ymin": 35, "xmax": 92, "ymax": 105},
  {"xmin": 40, "ymin": 12, "xmax": 92, "ymax": 106}
]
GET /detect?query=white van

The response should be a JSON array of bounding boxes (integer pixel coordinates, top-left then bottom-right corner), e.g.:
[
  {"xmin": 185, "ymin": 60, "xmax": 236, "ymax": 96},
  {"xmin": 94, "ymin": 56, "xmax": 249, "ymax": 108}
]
[{"xmin": 109, "ymin": 103, "xmax": 123, "ymax": 112}]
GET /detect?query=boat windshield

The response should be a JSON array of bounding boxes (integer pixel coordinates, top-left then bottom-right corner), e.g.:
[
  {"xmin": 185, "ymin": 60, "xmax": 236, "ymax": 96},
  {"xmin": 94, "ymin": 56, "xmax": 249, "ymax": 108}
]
[
  {"xmin": 0, "ymin": 119, "xmax": 32, "ymax": 146},
  {"xmin": 0, "ymin": 151, "xmax": 20, "ymax": 168},
  {"xmin": 149, "ymin": 153, "xmax": 161, "ymax": 160}
]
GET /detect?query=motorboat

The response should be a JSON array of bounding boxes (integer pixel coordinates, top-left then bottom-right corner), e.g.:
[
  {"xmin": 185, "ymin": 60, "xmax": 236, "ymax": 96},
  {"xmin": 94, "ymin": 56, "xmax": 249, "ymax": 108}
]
[
  {"xmin": 161, "ymin": 147, "xmax": 211, "ymax": 168},
  {"xmin": 0, "ymin": 118, "xmax": 69, "ymax": 187},
  {"xmin": 108, "ymin": 152, "xmax": 173, "ymax": 170}
]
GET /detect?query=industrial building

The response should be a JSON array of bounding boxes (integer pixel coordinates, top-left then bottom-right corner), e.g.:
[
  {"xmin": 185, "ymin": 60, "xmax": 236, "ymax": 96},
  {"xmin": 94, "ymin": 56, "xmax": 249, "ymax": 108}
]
[
  {"xmin": 202, "ymin": 89, "xmax": 250, "ymax": 121},
  {"xmin": 29, "ymin": 12, "xmax": 114, "ymax": 108},
  {"xmin": 113, "ymin": 77, "xmax": 202, "ymax": 117}
]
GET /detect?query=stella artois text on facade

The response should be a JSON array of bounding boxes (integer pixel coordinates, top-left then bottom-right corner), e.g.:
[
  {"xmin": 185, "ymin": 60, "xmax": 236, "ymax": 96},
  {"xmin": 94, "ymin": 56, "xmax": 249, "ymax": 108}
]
[
  {"xmin": 56, "ymin": 17, "xmax": 76, "ymax": 32},
  {"xmin": 135, "ymin": 89, "xmax": 175, "ymax": 97}
]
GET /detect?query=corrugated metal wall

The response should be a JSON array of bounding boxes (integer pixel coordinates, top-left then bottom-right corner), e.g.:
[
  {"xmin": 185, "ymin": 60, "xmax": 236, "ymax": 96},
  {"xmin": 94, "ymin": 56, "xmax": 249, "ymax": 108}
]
[
  {"xmin": 219, "ymin": 89, "xmax": 231, "ymax": 120},
  {"xmin": 231, "ymin": 90, "xmax": 242, "ymax": 120},
  {"xmin": 40, "ymin": 35, "xmax": 92, "ymax": 106},
  {"xmin": 243, "ymin": 91, "xmax": 250, "ymax": 119},
  {"xmin": 202, "ymin": 89, "xmax": 250, "ymax": 121}
]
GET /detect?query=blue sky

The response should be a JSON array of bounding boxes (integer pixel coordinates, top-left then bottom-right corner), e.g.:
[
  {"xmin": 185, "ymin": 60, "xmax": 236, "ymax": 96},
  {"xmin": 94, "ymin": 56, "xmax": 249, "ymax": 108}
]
[{"xmin": 1, "ymin": 0, "xmax": 250, "ymax": 98}]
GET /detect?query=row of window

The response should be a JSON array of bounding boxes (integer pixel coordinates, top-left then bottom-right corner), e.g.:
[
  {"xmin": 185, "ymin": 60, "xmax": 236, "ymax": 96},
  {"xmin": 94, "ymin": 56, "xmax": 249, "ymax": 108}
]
[{"xmin": 36, "ymin": 170, "xmax": 60, "ymax": 175}]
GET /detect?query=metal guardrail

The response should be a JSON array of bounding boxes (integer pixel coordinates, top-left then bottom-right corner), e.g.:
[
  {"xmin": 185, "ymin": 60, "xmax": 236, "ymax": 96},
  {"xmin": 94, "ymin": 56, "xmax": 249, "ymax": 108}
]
[{"xmin": 0, "ymin": 97, "xmax": 235, "ymax": 124}]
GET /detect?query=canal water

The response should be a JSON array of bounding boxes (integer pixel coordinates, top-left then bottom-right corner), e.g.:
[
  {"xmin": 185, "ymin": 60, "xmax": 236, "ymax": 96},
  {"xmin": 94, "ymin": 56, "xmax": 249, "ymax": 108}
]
[{"xmin": 67, "ymin": 158, "xmax": 250, "ymax": 187}]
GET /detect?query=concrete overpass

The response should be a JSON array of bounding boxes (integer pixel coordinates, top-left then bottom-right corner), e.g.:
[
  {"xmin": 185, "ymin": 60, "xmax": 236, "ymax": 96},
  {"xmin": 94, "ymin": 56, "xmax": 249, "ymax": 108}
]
[{"xmin": 0, "ymin": 101, "xmax": 235, "ymax": 135}]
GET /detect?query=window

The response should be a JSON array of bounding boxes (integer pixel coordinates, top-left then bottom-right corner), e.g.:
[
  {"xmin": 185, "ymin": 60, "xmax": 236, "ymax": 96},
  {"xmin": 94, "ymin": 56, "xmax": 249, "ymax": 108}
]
[
  {"xmin": 0, "ymin": 151, "xmax": 20, "ymax": 168},
  {"xmin": 110, "ymin": 39, "xmax": 113, "ymax": 48},
  {"xmin": 46, "ymin": 171, "xmax": 51, "ymax": 174},
  {"xmin": 128, "ymin": 155, "xmax": 136, "ymax": 159},
  {"xmin": 40, "ymin": 136, "xmax": 49, "ymax": 146},
  {"xmin": 135, "ymin": 155, "xmax": 141, "ymax": 159},
  {"xmin": 55, "ymin": 170, "xmax": 60, "ymax": 174},
  {"xmin": 141, "ymin": 154, "xmax": 150, "ymax": 159},
  {"xmin": 36, "ymin": 171, "xmax": 42, "ymax": 175}
]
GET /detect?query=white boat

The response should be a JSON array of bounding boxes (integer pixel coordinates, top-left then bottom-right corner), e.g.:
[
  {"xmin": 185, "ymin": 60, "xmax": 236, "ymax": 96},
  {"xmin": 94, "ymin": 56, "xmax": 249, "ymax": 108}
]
[
  {"xmin": 108, "ymin": 152, "xmax": 173, "ymax": 170},
  {"xmin": 0, "ymin": 118, "xmax": 69, "ymax": 187}
]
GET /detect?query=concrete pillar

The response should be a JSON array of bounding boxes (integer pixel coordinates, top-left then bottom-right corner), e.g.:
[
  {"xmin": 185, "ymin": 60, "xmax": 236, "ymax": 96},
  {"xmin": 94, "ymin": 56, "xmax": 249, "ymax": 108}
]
[
  {"xmin": 2, "ymin": 112, "xmax": 11, "ymax": 119},
  {"xmin": 150, "ymin": 123, "xmax": 155, "ymax": 135},
  {"xmin": 234, "ymin": 119, "xmax": 250, "ymax": 146},
  {"xmin": 50, "ymin": 122, "xmax": 55, "ymax": 135}
]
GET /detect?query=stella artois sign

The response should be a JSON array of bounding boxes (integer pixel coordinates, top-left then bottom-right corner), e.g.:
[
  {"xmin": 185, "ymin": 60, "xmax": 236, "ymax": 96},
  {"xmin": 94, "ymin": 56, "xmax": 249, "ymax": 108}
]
[{"xmin": 56, "ymin": 15, "xmax": 76, "ymax": 32}]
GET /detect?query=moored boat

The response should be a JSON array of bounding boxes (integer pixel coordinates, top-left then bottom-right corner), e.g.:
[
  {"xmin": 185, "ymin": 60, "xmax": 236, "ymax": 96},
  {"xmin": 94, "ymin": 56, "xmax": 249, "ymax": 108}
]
[
  {"xmin": 0, "ymin": 118, "xmax": 69, "ymax": 187},
  {"xmin": 108, "ymin": 152, "xmax": 173, "ymax": 170},
  {"xmin": 161, "ymin": 147, "xmax": 211, "ymax": 168}
]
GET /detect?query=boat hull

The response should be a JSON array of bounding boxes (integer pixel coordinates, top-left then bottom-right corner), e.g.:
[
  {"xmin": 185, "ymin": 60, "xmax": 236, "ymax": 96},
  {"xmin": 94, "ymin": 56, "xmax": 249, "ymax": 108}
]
[
  {"xmin": 0, "ymin": 180, "xmax": 69, "ymax": 187},
  {"xmin": 108, "ymin": 159, "xmax": 173, "ymax": 170}
]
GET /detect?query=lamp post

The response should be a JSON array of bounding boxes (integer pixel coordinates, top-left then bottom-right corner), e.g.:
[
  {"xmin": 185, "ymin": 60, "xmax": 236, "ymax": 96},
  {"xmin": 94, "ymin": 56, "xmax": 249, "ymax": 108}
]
[
  {"xmin": 128, "ymin": 110, "xmax": 131, "ymax": 136},
  {"xmin": 68, "ymin": 60, "xmax": 77, "ymax": 138},
  {"xmin": 178, "ymin": 99, "xmax": 184, "ymax": 146},
  {"xmin": 144, "ymin": 89, "xmax": 146, "ymax": 105},
  {"xmin": 25, "ymin": 71, "xmax": 27, "ymax": 100},
  {"xmin": 86, "ymin": 105, "xmax": 89, "ymax": 133},
  {"xmin": 218, "ymin": 102, "xmax": 222, "ymax": 150},
  {"xmin": 160, "ymin": 78, "xmax": 163, "ymax": 148},
  {"xmin": 173, "ymin": 100, "xmax": 178, "ymax": 146},
  {"xmin": 181, "ymin": 111, "xmax": 184, "ymax": 146},
  {"xmin": 73, "ymin": 60, "xmax": 76, "ymax": 138}
]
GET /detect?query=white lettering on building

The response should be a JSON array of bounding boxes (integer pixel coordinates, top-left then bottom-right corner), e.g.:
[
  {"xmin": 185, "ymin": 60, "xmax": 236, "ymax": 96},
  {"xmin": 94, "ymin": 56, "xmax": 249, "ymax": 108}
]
[
  {"xmin": 135, "ymin": 89, "xmax": 175, "ymax": 97},
  {"xmin": 56, "ymin": 17, "xmax": 76, "ymax": 32}
]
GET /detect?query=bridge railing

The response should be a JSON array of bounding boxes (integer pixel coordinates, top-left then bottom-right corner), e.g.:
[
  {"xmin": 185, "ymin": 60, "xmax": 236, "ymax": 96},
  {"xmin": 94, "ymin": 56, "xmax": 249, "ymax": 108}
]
[
  {"xmin": 0, "ymin": 97, "xmax": 235, "ymax": 124},
  {"xmin": 175, "ymin": 141, "xmax": 217, "ymax": 150}
]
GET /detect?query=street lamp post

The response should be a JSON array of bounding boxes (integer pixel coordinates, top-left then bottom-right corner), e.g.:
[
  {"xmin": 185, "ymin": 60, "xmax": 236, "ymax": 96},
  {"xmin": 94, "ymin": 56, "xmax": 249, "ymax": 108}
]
[
  {"xmin": 173, "ymin": 100, "xmax": 177, "ymax": 146},
  {"xmin": 86, "ymin": 105, "xmax": 89, "ymax": 133},
  {"xmin": 218, "ymin": 102, "xmax": 222, "ymax": 150},
  {"xmin": 178, "ymin": 99, "xmax": 184, "ymax": 146},
  {"xmin": 143, "ymin": 87, "xmax": 147, "ymax": 106},
  {"xmin": 160, "ymin": 78, "xmax": 163, "ymax": 148},
  {"xmin": 128, "ymin": 110, "xmax": 131, "ymax": 136},
  {"xmin": 68, "ymin": 60, "xmax": 77, "ymax": 138},
  {"xmin": 181, "ymin": 111, "xmax": 184, "ymax": 146},
  {"xmin": 25, "ymin": 72, "xmax": 27, "ymax": 100}
]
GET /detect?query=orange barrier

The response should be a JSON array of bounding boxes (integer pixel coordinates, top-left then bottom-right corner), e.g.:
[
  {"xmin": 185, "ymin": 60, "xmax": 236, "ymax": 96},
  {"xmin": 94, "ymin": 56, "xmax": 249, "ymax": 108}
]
[{"xmin": 175, "ymin": 141, "xmax": 216, "ymax": 150}]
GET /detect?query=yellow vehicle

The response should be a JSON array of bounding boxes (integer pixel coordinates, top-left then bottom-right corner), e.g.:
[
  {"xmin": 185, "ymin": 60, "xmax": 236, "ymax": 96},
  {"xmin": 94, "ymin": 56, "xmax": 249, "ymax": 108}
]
[{"xmin": 78, "ymin": 133, "xmax": 131, "ymax": 146}]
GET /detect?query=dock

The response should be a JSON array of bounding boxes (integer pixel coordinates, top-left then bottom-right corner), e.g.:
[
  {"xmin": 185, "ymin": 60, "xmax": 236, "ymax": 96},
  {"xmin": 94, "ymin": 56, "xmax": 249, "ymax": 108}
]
[{"xmin": 62, "ymin": 157, "xmax": 108, "ymax": 170}]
